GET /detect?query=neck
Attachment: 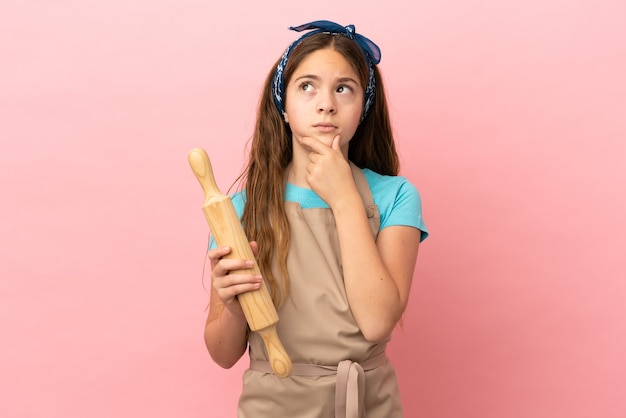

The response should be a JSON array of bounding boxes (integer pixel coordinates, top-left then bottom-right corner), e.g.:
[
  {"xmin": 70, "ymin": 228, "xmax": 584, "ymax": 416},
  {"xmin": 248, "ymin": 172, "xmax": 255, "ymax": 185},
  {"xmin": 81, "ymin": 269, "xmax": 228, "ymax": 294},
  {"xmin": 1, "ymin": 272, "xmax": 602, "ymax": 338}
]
[{"xmin": 287, "ymin": 142, "xmax": 311, "ymax": 188}]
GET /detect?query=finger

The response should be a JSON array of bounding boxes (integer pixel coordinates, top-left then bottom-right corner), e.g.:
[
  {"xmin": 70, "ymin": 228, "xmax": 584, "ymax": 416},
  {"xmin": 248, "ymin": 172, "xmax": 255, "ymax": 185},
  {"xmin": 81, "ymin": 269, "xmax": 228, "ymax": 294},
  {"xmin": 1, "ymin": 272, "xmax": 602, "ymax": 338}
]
[
  {"xmin": 331, "ymin": 134, "xmax": 341, "ymax": 151},
  {"xmin": 208, "ymin": 246, "xmax": 231, "ymax": 261},
  {"xmin": 216, "ymin": 258, "xmax": 255, "ymax": 274},
  {"xmin": 220, "ymin": 272, "xmax": 263, "ymax": 288},
  {"xmin": 207, "ymin": 246, "xmax": 232, "ymax": 268},
  {"xmin": 214, "ymin": 272, "xmax": 263, "ymax": 297},
  {"xmin": 249, "ymin": 241, "xmax": 259, "ymax": 257},
  {"xmin": 300, "ymin": 136, "xmax": 328, "ymax": 153},
  {"xmin": 222, "ymin": 281, "xmax": 262, "ymax": 298}
]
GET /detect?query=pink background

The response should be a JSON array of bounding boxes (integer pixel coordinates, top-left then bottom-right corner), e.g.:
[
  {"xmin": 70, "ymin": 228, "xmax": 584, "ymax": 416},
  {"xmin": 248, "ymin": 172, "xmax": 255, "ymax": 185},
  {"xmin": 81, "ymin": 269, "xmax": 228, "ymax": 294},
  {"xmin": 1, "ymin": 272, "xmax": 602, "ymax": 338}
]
[{"xmin": 1, "ymin": 1, "xmax": 625, "ymax": 417}]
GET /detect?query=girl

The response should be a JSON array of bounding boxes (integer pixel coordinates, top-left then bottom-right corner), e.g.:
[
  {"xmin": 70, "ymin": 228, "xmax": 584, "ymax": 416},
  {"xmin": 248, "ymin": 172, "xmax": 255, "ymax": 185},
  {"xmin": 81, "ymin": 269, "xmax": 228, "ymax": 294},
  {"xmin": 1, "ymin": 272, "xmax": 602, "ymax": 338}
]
[{"xmin": 204, "ymin": 20, "xmax": 428, "ymax": 417}]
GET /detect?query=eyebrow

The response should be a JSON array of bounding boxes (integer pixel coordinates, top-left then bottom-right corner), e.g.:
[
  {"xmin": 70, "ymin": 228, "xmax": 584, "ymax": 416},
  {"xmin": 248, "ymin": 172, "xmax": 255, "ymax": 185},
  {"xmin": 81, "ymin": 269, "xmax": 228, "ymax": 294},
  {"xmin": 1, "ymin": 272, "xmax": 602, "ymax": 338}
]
[{"xmin": 294, "ymin": 74, "xmax": 359, "ymax": 85}]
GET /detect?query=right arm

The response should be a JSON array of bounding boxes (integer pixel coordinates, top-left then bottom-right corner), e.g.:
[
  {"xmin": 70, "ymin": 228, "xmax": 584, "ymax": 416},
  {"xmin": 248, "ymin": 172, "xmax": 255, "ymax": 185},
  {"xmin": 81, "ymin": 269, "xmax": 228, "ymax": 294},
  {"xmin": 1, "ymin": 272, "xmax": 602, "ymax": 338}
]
[{"xmin": 204, "ymin": 243, "xmax": 263, "ymax": 368}]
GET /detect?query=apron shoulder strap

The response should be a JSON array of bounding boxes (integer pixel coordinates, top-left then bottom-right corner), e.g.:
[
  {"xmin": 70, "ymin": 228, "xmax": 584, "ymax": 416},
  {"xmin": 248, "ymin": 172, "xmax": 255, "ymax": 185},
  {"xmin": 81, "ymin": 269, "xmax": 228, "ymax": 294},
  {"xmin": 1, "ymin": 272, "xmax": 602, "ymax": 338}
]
[{"xmin": 349, "ymin": 163, "xmax": 375, "ymax": 207}]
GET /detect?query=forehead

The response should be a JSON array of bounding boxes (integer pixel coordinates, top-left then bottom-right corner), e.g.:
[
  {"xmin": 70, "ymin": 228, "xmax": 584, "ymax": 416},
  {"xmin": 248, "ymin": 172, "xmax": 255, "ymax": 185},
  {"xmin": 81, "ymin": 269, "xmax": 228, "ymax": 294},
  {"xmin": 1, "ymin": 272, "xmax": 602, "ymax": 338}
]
[{"xmin": 293, "ymin": 48, "xmax": 359, "ymax": 78}]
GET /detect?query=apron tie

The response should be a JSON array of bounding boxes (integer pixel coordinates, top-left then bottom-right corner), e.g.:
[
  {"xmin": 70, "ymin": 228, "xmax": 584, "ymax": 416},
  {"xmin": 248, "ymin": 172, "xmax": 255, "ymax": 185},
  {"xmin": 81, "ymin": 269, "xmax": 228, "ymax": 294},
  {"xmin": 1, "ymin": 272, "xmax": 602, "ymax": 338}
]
[
  {"xmin": 335, "ymin": 359, "xmax": 365, "ymax": 418},
  {"xmin": 249, "ymin": 352, "xmax": 387, "ymax": 418}
]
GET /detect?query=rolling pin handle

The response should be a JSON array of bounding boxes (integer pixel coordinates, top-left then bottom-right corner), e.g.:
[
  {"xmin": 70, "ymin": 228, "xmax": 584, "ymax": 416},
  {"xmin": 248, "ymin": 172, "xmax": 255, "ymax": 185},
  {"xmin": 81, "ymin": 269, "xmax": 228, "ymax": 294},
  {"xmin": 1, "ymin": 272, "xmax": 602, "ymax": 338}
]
[
  {"xmin": 257, "ymin": 325, "xmax": 293, "ymax": 378},
  {"xmin": 188, "ymin": 147, "xmax": 222, "ymax": 201}
]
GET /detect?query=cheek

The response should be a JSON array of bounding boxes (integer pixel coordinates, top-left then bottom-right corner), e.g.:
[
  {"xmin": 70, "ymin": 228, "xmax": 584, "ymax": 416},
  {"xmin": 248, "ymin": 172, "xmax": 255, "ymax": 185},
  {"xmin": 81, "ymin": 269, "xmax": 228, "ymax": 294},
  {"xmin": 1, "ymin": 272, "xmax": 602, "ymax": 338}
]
[
  {"xmin": 346, "ymin": 103, "xmax": 364, "ymax": 125},
  {"xmin": 283, "ymin": 94, "xmax": 300, "ymax": 124},
  {"xmin": 283, "ymin": 98, "xmax": 310, "ymax": 127}
]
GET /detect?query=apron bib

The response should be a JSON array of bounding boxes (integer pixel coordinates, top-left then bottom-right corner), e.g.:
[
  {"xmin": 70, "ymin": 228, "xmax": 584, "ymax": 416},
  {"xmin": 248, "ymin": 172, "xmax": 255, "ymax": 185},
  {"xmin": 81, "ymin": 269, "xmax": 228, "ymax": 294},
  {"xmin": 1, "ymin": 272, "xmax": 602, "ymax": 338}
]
[{"xmin": 238, "ymin": 164, "xmax": 404, "ymax": 418}]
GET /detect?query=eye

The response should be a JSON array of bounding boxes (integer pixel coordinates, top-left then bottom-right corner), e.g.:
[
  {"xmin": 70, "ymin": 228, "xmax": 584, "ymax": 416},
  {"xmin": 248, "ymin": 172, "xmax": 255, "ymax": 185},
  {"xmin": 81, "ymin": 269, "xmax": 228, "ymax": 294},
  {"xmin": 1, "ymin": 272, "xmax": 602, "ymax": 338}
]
[
  {"xmin": 336, "ymin": 85, "xmax": 353, "ymax": 94},
  {"xmin": 299, "ymin": 82, "xmax": 314, "ymax": 92}
]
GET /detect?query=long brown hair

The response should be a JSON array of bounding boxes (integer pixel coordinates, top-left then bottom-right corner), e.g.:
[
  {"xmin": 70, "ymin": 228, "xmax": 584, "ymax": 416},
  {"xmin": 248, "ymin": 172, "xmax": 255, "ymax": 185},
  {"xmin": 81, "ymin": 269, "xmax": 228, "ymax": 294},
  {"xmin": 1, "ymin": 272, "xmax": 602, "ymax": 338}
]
[{"xmin": 240, "ymin": 33, "xmax": 399, "ymax": 307}]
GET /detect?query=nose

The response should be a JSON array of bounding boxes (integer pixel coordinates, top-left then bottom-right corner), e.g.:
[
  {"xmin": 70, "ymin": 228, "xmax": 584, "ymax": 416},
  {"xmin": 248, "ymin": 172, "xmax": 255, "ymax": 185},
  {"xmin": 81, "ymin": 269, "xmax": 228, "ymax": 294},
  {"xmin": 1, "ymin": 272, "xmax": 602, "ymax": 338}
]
[{"xmin": 317, "ymin": 90, "xmax": 336, "ymax": 114}]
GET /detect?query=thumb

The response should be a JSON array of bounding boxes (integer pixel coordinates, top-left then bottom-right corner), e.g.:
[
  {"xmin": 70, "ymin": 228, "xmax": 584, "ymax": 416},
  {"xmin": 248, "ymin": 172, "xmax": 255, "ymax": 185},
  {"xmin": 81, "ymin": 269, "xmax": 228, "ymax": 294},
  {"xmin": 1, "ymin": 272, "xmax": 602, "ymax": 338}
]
[
  {"xmin": 331, "ymin": 134, "xmax": 341, "ymax": 151},
  {"xmin": 249, "ymin": 241, "xmax": 259, "ymax": 257}
]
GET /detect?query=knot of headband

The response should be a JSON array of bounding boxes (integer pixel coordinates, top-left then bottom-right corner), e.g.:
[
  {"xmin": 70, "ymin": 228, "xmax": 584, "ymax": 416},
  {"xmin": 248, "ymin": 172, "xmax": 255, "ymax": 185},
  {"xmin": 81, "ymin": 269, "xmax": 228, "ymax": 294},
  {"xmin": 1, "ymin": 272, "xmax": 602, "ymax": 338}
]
[{"xmin": 272, "ymin": 20, "xmax": 381, "ymax": 121}]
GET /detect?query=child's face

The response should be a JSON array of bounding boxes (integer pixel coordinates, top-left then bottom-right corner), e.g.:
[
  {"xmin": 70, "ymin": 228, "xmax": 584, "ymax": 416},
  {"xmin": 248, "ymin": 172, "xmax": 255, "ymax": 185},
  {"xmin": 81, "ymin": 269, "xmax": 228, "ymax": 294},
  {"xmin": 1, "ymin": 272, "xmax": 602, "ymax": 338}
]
[{"xmin": 284, "ymin": 48, "xmax": 364, "ymax": 150}]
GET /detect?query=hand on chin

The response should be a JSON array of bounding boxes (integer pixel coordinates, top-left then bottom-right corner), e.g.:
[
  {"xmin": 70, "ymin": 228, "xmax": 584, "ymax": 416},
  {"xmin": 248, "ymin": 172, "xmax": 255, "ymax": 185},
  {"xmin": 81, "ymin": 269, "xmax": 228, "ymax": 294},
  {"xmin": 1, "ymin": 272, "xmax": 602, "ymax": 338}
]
[{"xmin": 296, "ymin": 133, "xmax": 334, "ymax": 149}]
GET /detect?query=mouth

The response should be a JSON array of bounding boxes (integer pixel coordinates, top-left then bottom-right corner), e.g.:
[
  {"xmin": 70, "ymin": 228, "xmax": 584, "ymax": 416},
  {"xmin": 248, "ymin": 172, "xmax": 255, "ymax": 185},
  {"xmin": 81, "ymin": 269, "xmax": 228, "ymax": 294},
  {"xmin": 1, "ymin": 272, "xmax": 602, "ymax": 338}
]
[{"xmin": 313, "ymin": 123, "xmax": 337, "ymax": 133}]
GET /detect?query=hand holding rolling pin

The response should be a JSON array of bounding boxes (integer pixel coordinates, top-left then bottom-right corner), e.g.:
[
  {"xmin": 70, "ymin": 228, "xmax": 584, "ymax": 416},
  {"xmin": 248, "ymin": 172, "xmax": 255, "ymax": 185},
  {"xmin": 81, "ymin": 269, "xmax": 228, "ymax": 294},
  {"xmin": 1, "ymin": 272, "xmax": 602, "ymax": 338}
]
[
  {"xmin": 189, "ymin": 147, "xmax": 292, "ymax": 378},
  {"xmin": 207, "ymin": 241, "xmax": 264, "ymax": 320}
]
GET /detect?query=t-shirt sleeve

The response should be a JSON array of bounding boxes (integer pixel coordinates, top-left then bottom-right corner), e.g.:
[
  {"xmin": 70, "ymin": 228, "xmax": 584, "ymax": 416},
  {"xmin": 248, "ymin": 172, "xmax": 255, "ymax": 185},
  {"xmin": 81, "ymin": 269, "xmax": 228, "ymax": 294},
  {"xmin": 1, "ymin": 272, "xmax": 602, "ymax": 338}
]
[
  {"xmin": 363, "ymin": 169, "xmax": 428, "ymax": 242},
  {"xmin": 382, "ymin": 179, "xmax": 429, "ymax": 242}
]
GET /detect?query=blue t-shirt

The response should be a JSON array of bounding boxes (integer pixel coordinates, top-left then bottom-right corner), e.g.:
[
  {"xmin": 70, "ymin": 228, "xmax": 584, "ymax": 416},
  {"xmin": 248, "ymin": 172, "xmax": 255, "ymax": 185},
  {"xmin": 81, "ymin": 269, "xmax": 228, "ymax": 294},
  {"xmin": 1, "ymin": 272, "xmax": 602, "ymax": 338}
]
[{"xmin": 229, "ymin": 168, "xmax": 428, "ymax": 242}]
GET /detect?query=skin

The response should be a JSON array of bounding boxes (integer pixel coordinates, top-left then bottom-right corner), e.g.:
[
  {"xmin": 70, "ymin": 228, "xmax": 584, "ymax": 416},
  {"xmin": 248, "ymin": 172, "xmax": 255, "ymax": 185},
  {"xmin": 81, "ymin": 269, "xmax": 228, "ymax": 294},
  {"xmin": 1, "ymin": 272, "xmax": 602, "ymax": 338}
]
[{"xmin": 205, "ymin": 48, "xmax": 421, "ymax": 368}]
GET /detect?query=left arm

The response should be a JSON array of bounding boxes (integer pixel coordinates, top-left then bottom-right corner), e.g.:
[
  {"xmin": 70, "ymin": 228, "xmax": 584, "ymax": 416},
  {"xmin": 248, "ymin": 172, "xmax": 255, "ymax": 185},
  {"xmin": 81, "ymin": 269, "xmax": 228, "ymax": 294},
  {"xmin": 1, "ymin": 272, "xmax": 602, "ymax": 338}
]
[
  {"xmin": 301, "ymin": 135, "xmax": 422, "ymax": 342},
  {"xmin": 331, "ymin": 190, "xmax": 421, "ymax": 342}
]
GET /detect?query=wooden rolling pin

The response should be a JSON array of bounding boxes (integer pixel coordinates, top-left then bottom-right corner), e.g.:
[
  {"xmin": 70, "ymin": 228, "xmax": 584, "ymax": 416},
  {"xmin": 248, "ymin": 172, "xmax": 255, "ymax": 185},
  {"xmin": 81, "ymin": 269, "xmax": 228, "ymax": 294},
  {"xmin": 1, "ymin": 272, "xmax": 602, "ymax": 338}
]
[{"xmin": 188, "ymin": 147, "xmax": 292, "ymax": 378}]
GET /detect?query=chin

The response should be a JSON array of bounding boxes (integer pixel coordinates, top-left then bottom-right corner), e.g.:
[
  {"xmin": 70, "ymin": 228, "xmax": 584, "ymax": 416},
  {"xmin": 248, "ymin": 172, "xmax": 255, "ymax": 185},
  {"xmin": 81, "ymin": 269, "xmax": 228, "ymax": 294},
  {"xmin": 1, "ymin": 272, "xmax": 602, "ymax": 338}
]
[{"xmin": 317, "ymin": 134, "xmax": 336, "ymax": 146}]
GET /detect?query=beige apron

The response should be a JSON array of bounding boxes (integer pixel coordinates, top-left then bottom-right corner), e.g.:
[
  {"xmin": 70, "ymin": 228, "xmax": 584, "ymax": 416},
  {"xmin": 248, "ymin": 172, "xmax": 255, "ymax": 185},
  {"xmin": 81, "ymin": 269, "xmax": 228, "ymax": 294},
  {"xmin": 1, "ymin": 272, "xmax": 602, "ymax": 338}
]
[{"xmin": 238, "ymin": 164, "xmax": 404, "ymax": 418}]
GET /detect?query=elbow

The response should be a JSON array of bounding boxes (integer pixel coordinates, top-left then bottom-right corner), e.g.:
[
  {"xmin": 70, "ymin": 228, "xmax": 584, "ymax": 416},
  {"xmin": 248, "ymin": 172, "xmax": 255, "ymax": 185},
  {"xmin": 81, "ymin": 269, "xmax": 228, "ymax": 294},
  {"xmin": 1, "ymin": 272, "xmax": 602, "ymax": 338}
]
[
  {"xmin": 210, "ymin": 353, "xmax": 240, "ymax": 370},
  {"xmin": 362, "ymin": 330, "xmax": 390, "ymax": 343},
  {"xmin": 358, "ymin": 306, "xmax": 406, "ymax": 342},
  {"xmin": 205, "ymin": 337, "xmax": 247, "ymax": 369},
  {"xmin": 359, "ymin": 319, "xmax": 397, "ymax": 343},
  {"xmin": 207, "ymin": 346, "xmax": 246, "ymax": 369}
]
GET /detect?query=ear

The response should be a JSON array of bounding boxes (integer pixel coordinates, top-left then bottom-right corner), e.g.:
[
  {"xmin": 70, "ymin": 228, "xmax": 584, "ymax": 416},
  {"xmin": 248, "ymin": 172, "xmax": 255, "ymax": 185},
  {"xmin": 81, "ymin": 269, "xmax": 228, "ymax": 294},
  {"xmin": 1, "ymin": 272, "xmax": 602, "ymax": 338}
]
[{"xmin": 283, "ymin": 112, "xmax": 289, "ymax": 123}]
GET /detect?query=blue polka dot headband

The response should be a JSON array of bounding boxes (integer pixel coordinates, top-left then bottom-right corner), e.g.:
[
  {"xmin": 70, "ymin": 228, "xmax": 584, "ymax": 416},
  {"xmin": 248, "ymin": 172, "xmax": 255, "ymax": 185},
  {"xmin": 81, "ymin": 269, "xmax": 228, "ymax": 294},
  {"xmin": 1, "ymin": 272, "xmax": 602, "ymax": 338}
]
[{"xmin": 272, "ymin": 20, "xmax": 382, "ymax": 121}]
